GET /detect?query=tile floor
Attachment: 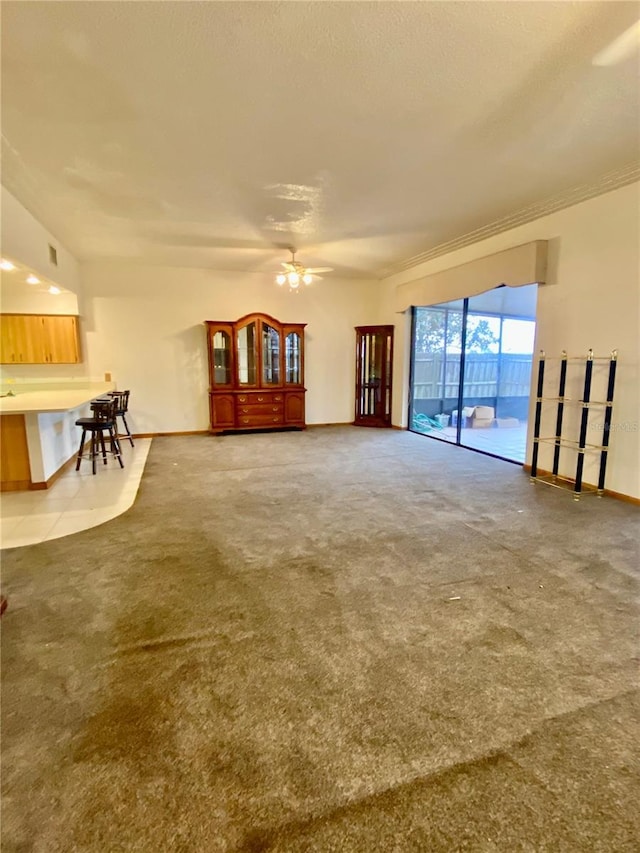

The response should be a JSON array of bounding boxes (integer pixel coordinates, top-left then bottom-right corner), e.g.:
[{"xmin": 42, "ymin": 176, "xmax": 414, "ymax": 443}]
[
  {"xmin": 413, "ymin": 423, "xmax": 529, "ymax": 463},
  {"xmin": 0, "ymin": 439, "xmax": 152, "ymax": 550}
]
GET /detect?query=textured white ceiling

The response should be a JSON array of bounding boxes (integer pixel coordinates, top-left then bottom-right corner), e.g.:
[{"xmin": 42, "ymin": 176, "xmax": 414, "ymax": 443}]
[{"xmin": 1, "ymin": 1, "xmax": 639, "ymax": 278}]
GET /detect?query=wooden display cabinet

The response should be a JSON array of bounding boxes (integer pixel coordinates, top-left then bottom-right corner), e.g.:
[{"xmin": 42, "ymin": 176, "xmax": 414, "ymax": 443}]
[{"xmin": 205, "ymin": 313, "xmax": 306, "ymax": 434}]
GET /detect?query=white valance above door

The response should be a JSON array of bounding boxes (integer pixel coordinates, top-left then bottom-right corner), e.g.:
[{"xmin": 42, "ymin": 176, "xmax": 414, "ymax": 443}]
[{"xmin": 395, "ymin": 240, "xmax": 548, "ymax": 313}]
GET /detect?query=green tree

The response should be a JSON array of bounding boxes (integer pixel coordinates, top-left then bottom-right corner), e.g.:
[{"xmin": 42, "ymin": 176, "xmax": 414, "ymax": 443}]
[{"xmin": 415, "ymin": 308, "xmax": 498, "ymax": 354}]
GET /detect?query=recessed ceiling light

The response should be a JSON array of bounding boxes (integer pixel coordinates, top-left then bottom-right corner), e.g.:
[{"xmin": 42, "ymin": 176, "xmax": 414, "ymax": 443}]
[
  {"xmin": 26, "ymin": 274, "xmax": 40, "ymax": 285},
  {"xmin": 1, "ymin": 259, "xmax": 16, "ymax": 271},
  {"xmin": 48, "ymin": 285, "xmax": 61, "ymax": 295}
]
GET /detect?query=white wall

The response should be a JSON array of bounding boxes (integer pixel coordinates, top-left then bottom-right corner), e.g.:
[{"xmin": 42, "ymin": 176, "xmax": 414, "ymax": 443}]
[
  {"xmin": 380, "ymin": 182, "xmax": 640, "ymax": 499},
  {"xmin": 0, "ymin": 277, "xmax": 79, "ymax": 315},
  {"xmin": 1, "ymin": 186, "xmax": 81, "ymax": 296},
  {"xmin": 80, "ymin": 262, "xmax": 380, "ymax": 433},
  {"xmin": 1, "ymin": 187, "xmax": 84, "ymax": 383}
]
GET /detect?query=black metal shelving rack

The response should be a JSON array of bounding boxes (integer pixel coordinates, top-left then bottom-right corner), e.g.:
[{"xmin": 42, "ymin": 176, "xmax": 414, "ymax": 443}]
[{"xmin": 530, "ymin": 349, "xmax": 617, "ymax": 500}]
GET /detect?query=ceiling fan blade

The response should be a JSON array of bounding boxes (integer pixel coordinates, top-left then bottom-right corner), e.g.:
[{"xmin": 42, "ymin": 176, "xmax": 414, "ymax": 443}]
[
  {"xmin": 304, "ymin": 266, "xmax": 333, "ymax": 274},
  {"xmin": 281, "ymin": 262, "xmax": 295, "ymax": 270}
]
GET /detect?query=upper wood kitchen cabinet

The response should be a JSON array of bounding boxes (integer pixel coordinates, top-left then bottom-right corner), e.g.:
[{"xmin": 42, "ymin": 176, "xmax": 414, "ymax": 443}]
[
  {"xmin": 0, "ymin": 314, "xmax": 81, "ymax": 364},
  {"xmin": 42, "ymin": 315, "xmax": 80, "ymax": 363}
]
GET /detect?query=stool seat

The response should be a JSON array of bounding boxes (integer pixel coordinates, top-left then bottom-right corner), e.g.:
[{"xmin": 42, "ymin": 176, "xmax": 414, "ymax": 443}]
[{"xmin": 75, "ymin": 398, "xmax": 124, "ymax": 474}]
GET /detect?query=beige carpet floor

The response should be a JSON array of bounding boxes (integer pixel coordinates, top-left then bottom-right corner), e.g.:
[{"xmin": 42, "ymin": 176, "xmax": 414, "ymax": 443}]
[{"xmin": 1, "ymin": 427, "xmax": 639, "ymax": 852}]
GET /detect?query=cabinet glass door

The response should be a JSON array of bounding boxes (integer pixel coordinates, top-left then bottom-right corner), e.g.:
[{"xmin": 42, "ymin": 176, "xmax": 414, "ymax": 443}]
[
  {"xmin": 212, "ymin": 330, "xmax": 232, "ymax": 385},
  {"xmin": 237, "ymin": 321, "xmax": 257, "ymax": 385},
  {"xmin": 262, "ymin": 323, "xmax": 280, "ymax": 385},
  {"xmin": 285, "ymin": 332, "xmax": 301, "ymax": 384}
]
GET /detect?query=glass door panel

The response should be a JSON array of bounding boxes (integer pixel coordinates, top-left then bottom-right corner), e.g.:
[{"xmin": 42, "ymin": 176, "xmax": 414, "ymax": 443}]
[
  {"xmin": 410, "ymin": 301, "xmax": 463, "ymax": 443},
  {"xmin": 410, "ymin": 285, "xmax": 537, "ymax": 462},
  {"xmin": 459, "ymin": 288, "xmax": 536, "ymax": 463},
  {"xmin": 262, "ymin": 323, "xmax": 280, "ymax": 385},
  {"xmin": 212, "ymin": 330, "xmax": 232, "ymax": 385},
  {"xmin": 285, "ymin": 332, "xmax": 300, "ymax": 384},
  {"xmin": 237, "ymin": 321, "xmax": 257, "ymax": 385}
]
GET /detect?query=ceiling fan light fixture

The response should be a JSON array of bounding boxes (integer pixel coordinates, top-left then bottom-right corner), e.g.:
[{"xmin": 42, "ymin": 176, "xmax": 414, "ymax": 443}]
[{"xmin": 275, "ymin": 247, "xmax": 332, "ymax": 292}]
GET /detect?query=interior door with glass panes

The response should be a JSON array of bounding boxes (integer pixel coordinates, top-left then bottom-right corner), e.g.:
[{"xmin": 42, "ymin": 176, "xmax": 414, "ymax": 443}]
[{"xmin": 354, "ymin": 325, "xmax": 394, "ymax": 427}]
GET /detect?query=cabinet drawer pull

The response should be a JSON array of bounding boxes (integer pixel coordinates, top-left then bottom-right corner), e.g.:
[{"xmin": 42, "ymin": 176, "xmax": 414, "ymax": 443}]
[
  {"xmin": 272, "ymin": 407, "xmax": 278, "ymax": 412},
  {"xmin": 242, "ymin": 418, "xmax": 250, "ymax": 424},
  {"xmin": 239, "ymin": 395, "xmax": 247, "ymax": 402},
  {"xmin": 241, "ymin": 407, "xmax": 249, "ymax": 413},
  {"xmin": 258, "ymin": 396, "xmax": 264, "ymax": 402},
  {"xmin": 273, "ymin": 418, "xmax": 278, "ymax": 422},
  {"xmin": 274, "ymin": 395, "xmax": 282, "ymax": 401}
]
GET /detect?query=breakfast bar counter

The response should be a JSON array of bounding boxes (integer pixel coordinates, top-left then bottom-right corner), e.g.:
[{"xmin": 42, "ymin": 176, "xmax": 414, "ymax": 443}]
[{"xmin": 1, "ymin": 382, "xmax": 115, "ymax": 491}]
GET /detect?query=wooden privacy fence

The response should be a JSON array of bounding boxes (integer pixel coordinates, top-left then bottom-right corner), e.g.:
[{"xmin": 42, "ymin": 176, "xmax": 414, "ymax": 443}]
[{"xmin": 413, "ymin": 353, "xmax": 533, "ymax": 400}]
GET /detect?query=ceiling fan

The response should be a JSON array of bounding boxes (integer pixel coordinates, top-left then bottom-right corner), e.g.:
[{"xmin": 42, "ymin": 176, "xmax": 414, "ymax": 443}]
[{"xmin": 276, "ymin": 247, "xmax": 333, "ymax": 291}]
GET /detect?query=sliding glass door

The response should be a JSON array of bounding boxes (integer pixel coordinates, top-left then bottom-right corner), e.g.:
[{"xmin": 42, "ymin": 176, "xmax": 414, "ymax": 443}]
[
  {"xmin": 409, "ymin": 285, "xmax": 537, "ymax": 463},
  {"xmin": 410, "ymin": 299, "xmax": 463, "ymax": 444}
]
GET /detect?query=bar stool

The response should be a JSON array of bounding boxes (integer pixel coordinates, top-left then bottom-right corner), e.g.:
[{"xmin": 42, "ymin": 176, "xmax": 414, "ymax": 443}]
[
  {"xmin": 113, "ymin": 390, "xmax": 134, "ymax": 447},
  {"xmin": 93, "ymin": 390, "xmax": 134, "ymax": 447},
  {"xmin": 75, "ymin": 398, "xmax": 124, "ymax": 474}
]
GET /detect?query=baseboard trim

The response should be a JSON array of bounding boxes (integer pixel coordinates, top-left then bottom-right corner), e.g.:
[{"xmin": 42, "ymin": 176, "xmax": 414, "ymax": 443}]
[
  {"xmin": 522, "ymin": 464, "xmax": 640, "ymax": 506},
  {"xmin": 1, "ymin": 479, "xmax": 33, "ymax": 492},
  {"xmin": 306, "ymin": 422, "xmax": 354, "ymax": 428},
  {"xmin": 44, "ymin": 452, "xmax": 79, "ymax": 489},
  {"xmin": 133, "ymin": 430, "xmax": 208, "ymax": 438},
  {"xmin": 2, "ymin": 450, "xmax": 78, "ymax": 491},
  {"xmin": 602, "ymin": 489, "xmax": 640, "ymax": 506}
]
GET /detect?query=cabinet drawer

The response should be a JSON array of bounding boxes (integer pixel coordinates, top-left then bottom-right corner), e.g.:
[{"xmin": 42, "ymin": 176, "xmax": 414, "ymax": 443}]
[
  {"xmin": 237, "ymin": 392, "xmax": 284, "ymax": 405},
  {"xmin": 237, "ymin": 413, "xmax": 284, "ymax": 427},
  {"xmin": 237, "ymin": 403, "xmax": 283, "ymax": 416}
]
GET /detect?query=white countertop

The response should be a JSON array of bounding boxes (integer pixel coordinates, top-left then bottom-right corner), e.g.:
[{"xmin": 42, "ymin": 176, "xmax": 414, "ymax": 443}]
[{"xmin": 0, "ymin": 383, "xmax": 115, "ymax": 415}]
